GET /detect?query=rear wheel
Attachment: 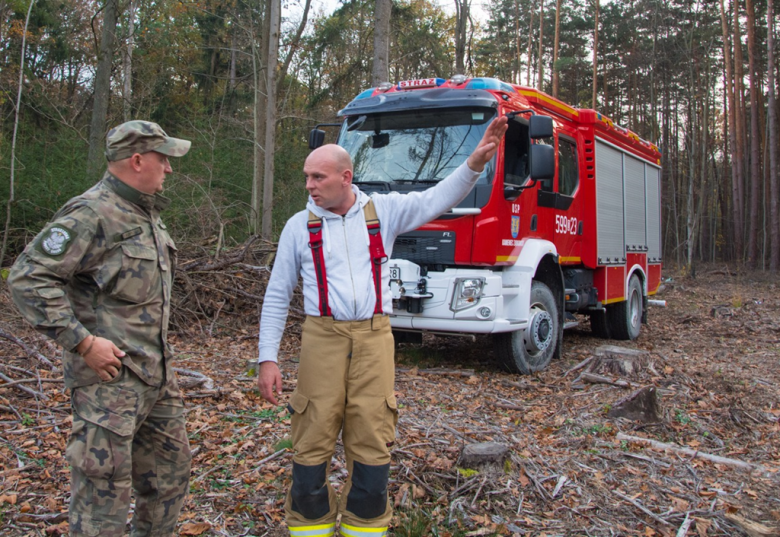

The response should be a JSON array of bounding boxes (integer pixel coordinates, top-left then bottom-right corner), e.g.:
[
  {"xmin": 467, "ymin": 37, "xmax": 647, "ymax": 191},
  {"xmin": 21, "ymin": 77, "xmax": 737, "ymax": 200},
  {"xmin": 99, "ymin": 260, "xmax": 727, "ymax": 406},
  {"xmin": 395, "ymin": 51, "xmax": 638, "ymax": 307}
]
[
  {"xmin": 589, "ymin": 309, "xmax": 611, "ymax": 339},
  {"xmin": 494, "ymin": 281, "xmax": 560, "ymax": 374},
  {"xmin": 607, "ymin": 274, "xmax": 643, "ymax": 340}
]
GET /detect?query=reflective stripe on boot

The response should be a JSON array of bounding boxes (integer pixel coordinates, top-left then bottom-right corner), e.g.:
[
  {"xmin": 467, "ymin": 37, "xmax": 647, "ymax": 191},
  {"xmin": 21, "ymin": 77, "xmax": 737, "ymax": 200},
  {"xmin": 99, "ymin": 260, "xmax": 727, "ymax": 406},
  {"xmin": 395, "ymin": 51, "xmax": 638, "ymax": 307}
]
[
  {"xmin": 289, "ymin": 522, "xmax": 336, "ymax": 536},
  {"xmin": 340, "ymin": 523, "xmax": 388, "ymax": 536}
]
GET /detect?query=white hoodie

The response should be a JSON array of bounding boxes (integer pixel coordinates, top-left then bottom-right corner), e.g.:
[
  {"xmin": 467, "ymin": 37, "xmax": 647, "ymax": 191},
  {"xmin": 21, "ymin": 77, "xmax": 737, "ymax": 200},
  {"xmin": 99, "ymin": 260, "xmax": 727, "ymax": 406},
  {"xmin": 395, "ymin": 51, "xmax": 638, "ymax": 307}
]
[{"xmin": 258, "ymin": 161, "xmax": 481, "ymax": 363}]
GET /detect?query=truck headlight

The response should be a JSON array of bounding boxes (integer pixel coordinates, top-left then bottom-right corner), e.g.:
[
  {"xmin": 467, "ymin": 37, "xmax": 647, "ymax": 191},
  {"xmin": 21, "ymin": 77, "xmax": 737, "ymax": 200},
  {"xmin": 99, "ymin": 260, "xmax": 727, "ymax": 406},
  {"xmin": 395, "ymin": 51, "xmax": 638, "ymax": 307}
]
[{"xmin": 451, "ymin": 278, "xmax": 486, "ymax": 311}]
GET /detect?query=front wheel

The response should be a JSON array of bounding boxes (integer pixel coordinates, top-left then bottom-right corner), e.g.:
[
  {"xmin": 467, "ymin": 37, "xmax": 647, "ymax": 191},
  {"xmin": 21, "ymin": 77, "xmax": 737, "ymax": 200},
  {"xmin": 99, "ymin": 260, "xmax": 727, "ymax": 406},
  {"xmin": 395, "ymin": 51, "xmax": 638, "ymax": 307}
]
[
  {"xmin": 494, "ymin": 281, "xmax": 561, "ymax": 374},
  {"xmin": 607, "ymin": 274, "xmax": 643, "ymax": 340}
]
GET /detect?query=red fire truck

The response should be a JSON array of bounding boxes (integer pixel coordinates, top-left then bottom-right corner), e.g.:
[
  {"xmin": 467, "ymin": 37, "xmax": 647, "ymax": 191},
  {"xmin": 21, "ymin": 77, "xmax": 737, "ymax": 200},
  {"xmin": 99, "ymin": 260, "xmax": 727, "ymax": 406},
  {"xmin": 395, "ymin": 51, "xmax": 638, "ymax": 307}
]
[{"xmin": 310, "ymin": 76, "xmax": 663, "ymax": 374}]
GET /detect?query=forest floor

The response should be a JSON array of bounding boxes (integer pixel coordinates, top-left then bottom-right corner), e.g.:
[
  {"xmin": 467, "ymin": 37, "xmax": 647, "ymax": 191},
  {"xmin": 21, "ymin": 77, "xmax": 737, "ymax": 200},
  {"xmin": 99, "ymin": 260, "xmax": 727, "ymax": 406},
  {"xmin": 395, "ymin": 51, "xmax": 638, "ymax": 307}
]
[{"xmin": 1, "ymin": 263, "xmax": 779, "ymax": 536}]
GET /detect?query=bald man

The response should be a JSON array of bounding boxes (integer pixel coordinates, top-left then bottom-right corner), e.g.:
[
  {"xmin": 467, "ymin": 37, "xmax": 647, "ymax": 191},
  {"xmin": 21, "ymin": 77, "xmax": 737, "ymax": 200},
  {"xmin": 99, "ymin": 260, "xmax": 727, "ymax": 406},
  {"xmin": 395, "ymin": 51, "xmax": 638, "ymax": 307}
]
[{"xmin": 257, "ymin": 117, "xmax": 508, "ymax": 537}]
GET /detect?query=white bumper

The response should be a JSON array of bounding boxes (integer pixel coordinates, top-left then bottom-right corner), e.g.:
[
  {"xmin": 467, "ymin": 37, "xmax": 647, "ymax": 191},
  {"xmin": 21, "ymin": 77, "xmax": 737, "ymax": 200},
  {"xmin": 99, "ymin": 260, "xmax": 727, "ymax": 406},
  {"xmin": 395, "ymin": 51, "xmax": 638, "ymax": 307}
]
[{"xmin": 388, "ymin": 260, "xmax": 532, "ymax": 334}]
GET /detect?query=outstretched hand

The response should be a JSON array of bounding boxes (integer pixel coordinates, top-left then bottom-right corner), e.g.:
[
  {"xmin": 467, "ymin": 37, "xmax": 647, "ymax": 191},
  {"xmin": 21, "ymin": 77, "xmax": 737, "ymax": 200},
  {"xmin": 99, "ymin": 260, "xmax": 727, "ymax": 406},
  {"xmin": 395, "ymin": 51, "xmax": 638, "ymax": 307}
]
[{"xmin": 466, "ymin": 116, "xmax": 509, "ymax": 173}]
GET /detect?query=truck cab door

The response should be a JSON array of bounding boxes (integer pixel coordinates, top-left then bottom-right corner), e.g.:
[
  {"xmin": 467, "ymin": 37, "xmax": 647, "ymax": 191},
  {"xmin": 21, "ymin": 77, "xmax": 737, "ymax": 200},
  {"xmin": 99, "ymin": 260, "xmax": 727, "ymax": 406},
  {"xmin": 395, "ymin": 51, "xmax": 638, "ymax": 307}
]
[{"xmin": 537, "ymin": 132, "xmax": 583, "ymax": 263}]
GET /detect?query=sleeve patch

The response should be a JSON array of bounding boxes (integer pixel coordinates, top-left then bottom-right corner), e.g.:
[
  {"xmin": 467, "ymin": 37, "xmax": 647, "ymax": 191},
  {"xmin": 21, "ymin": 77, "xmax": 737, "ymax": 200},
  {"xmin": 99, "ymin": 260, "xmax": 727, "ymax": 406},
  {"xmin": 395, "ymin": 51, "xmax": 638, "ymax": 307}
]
[{"xmin": 37, "ymin": 225, "xmax": 76, "ymax": 256}]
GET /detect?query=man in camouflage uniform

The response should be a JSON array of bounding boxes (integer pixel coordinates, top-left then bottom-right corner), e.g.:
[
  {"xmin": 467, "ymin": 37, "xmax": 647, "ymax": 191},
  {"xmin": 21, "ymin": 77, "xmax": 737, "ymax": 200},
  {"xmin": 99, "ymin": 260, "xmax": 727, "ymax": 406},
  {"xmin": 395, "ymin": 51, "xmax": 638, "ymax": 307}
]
[{"xmin": 8, "ymin": 121, "xmax": 192, "ymax": 536}]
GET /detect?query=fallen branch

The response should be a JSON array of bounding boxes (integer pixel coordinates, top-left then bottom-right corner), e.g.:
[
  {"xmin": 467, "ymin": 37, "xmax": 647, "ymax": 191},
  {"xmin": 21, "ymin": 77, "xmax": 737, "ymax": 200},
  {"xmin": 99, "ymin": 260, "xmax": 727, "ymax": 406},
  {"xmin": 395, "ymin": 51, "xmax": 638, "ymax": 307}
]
[
  {"xmin": 562, "ymin": 356, "xmax": 593, "ymax": 378},
  {"xmin": 396, "ymin": 367, "xmax": 475, "ymax": 377},
  {"xmin": 0, "ymin": 371, "xmax": 48, "ymax": 400},
  {"xmin": 179, "ymin": 235, "xmax": 263, "ymax": 273},
  {"xmin": 617, "ymin": 433, "xmax": 769, "ymax": 474},
  {"xmin": 612, "ymin": 490, "xmax": 674, "ymax": 527},
  {"xmin": 578, "ymin": 372, "xmax": 631, "ymax": 388},
  {"xmin": 0, "ymin": 327, "xmax": 58, "ymax": 370}
]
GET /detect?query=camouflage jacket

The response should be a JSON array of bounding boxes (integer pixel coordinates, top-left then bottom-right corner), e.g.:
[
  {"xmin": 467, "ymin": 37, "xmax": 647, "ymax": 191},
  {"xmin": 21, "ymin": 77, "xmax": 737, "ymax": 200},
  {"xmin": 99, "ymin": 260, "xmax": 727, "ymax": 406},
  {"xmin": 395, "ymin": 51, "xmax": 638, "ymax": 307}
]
[{"xmin": 8, "ymin": 172, "xmax": 177, "ymax": 389}]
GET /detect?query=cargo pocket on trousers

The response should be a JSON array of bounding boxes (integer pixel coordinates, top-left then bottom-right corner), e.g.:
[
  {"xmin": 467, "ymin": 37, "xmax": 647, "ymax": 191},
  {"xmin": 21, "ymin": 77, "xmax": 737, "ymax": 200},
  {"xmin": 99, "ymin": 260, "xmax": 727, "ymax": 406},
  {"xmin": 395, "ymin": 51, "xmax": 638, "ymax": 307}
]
[
  {"xmin": 383, "ymin": 394, "xmax": 399, "ymax": 449},
  {"xmin": 67, "ymin": 384, "xmax": 137, "ymax": 481},
  {"xmin": 289, "ymin": 391, "xmax": 310, "ymax": 449}
]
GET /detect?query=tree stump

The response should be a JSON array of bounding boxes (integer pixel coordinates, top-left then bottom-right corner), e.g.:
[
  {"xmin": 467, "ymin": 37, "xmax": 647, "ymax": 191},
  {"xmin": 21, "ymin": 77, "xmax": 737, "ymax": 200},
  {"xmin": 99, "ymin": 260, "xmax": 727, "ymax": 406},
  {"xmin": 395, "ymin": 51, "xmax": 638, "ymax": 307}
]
[
  {"xmin": 458, "ymin": 442, "xmax": 510, "ymax": 468},
  {"xmin": 591, "ymin": 345, "xmax": 651, "ymax": 379},
  {"xmin": 607, "ymin": 386, "xmax": 660, "ymax": 423}
]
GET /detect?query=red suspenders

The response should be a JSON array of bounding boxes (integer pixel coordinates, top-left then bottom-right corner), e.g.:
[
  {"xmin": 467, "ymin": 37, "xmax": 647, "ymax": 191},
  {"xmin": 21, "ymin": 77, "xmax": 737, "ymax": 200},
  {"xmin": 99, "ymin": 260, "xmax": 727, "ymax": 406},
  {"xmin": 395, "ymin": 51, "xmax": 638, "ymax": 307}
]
[{"xmin": 307, "ymin": 199, "xmax": 387, "ymax": 317}]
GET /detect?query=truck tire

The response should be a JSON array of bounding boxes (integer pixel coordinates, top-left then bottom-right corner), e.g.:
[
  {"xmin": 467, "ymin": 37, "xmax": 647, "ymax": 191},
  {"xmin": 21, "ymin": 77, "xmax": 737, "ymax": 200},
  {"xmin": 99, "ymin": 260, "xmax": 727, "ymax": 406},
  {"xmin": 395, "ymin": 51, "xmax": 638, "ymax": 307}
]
[
  {"xmin": 607, "ymin": 274, "xmax": 643, "ymax": 340},
  {"xmin": 494, "ymin": 281, "xmax": 560, "ymax": 374},
  {"xmin": 589, "ymin": 309, "xmax": 611, "ymax": 339}
]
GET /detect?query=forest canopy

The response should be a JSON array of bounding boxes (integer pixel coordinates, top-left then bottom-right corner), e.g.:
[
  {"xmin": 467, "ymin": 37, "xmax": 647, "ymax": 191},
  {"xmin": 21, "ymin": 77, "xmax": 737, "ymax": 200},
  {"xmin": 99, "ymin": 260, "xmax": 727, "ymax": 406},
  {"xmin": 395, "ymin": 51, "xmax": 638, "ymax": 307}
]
[{"xmin": 0, "ymin": 0, "xmax": 778, "ymax": 270}]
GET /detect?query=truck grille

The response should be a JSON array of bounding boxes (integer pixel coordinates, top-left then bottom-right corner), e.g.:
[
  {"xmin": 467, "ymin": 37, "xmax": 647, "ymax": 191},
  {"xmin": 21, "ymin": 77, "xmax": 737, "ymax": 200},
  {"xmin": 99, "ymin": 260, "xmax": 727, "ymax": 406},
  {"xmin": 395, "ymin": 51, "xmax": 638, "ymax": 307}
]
[{"xmin": 393, "ymin": 231, "xmax": 456, "ymax": 266}]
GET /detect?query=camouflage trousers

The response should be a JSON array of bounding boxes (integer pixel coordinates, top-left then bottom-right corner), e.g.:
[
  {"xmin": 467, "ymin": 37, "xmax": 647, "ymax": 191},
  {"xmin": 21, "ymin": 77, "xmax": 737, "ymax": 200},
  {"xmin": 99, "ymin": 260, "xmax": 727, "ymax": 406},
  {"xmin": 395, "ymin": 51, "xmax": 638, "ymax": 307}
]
[{"xmin": 66, "ymin": 365, "xmax": 191, "ymax": 536}]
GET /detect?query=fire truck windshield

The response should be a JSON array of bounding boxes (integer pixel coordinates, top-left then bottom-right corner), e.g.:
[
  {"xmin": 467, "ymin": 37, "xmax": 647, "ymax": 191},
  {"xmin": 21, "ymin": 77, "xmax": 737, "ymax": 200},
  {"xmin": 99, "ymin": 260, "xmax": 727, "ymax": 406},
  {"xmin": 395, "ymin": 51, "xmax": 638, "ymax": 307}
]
[{"xmin": 338, "ymin": 108, "xmax": 496, "ymax": 185}]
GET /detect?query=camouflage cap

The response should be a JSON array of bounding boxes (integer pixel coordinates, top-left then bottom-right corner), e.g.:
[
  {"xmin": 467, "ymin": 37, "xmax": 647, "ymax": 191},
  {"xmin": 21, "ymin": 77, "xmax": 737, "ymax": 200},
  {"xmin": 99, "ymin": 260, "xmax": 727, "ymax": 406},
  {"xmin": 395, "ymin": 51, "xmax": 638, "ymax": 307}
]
[{"xmin": 105, "ymin": 121, "xmax": 191, "ymax": 162}]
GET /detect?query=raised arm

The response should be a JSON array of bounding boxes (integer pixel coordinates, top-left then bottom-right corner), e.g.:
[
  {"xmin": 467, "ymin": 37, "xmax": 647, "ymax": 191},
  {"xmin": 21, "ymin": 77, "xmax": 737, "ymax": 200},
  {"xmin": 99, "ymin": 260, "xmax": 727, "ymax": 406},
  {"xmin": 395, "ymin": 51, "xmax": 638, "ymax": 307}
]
[{"xmin": 466, "ymin": 115, "xmax": 509, "ymax": 172}]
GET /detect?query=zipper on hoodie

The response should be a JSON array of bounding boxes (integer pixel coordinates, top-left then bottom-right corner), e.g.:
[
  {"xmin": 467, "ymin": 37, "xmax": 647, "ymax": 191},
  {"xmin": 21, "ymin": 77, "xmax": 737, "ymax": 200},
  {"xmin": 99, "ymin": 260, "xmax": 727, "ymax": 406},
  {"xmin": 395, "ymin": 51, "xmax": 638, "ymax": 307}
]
[{"xmin": 342, "ymin": 215, "xmax": 358, "ymax": 316}]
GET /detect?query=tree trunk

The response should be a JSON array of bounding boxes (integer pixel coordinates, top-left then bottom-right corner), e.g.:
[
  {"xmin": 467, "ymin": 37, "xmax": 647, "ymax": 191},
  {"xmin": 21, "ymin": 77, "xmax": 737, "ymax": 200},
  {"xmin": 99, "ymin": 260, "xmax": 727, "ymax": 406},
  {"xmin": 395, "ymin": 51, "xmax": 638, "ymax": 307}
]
[
  {"xmin": 745, "ymin": 0, "xmax": 762, "ymax": 267},
  {"xmin": 720, "ymin": 0, "xmax": 743, "ymax": 261},
  {"xmin": 261, "ymin": 0, "xmax": 280, "ymax": 240},
  {"xmin": 277, "ymin": 0, "xmax": 311, "ymax": 97},
  {"xmin": 527, "ymin": 0, "xmax": 535, "ymax": 86},
  {"xmin": 122, "ymin": 0, "xmax": 134, "ymax": 122},
  {"xmin": 514, "ymin": 0, "xmax": 522, "ymax": 84},
  {"xmin": 733, "ymin": 0, "xmax": 747, "ymax": 259},
  {"xmin": 592, "ymin": 0, "xmax": 599, "ymax": 108},
  {"xmin": 537, "ymin": 0, "xmax": 545, "ymax": 91},
  {"xmin": 455, "ymin": 0, "xmax": 470, "ymax": 75},
  {"xmin": 769, "ymin": 0, "xmax": 779, "ymax": 271},
  {"xmin": 0, "ymin": 0, "xmax": 35, "ymax": 271},
  {"xmin": 252, "ymin": 0, "xmax": 270, "ymax": 235},
  {"xmin": 552, "ymin": 0, "xmax": 561, "ymax": 97},
  {"xmin": 372, "ymin": 0, "xmax": 391, "ymax": 85},
  {"xmin": 86, "ymin": 0, "xmax": 119, "ymax": 182}
]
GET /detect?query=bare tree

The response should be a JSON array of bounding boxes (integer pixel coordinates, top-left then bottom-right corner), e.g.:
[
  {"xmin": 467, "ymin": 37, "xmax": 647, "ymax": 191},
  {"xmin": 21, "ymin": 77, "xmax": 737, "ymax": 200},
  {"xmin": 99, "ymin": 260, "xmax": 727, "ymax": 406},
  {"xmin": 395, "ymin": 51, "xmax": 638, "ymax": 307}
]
[
  {"xmin": 372, "ymin": 0, "xmax": 391, "ymax": 84},
  {"xmin": 261, "ymin": 0, "xmax": 280, "ymax": 240},
  {"xmin": 454, "ymin": 0, "xmax": 470, "ymax": 74},
  {"xmin": 86, "ymin": 0, "xmax": 120, "ymax": 181},
  {"xmin": 1, "ymin": 0, "xmax": 36, "ymax": 271}
]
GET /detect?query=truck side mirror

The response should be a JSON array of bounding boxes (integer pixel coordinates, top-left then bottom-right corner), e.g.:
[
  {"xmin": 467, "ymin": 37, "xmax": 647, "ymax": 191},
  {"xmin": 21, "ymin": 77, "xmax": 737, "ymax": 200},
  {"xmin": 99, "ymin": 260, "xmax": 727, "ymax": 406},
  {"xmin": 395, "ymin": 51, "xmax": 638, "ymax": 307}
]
[
  {"xmin": 309, "ymin": 128, "xmax": 326, "ymax": 149},
  {"xmin": 529, "ymin": 115, "xmax": 553, "ymax": 139},
  {"xmin": 529, "ymin": 144, "xmax": 555, "ymax": 180}
]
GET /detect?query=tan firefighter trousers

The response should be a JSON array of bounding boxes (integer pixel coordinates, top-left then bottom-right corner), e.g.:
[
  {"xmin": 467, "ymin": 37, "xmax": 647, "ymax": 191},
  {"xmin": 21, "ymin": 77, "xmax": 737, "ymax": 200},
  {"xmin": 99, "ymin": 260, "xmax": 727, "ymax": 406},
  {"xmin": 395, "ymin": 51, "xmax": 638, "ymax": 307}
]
[{"xmin": 285, "ymin": 315, "xmax": 398, "ymax": 536}]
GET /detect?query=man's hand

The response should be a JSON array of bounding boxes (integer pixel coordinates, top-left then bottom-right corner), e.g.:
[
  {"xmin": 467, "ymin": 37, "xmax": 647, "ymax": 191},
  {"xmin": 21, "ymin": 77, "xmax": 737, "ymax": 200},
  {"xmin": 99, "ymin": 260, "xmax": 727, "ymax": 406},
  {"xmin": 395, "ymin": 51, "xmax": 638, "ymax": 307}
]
[
  {"xmin": 257, "ymin": 361, "xmax": 283, "ymax": 405},
  {"xmin": 467, "ymin": 116, "xmax": 509, "ymax": 172},
  {"xmin": 77, "ymin": 336, "xmax": 125, "ymax": 382}
]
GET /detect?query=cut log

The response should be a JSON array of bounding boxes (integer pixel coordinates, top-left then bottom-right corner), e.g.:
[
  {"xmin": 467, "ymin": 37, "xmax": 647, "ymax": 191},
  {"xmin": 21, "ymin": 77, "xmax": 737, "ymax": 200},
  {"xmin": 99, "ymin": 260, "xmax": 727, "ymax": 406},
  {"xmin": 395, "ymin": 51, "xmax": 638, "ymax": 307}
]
[
  {"xmin": 607, "ymin": 385, "xmax": 660, "ymax": 422},
  {"xmin": 173, "ymin": 367, "xmax": 215, "ymax": 390},
  {"xmin": 724, "ymin": 513, "xmax": 780, "ymax": 537},
  {"xmin": 458, "ymin": 442, "xmax": 510, "ymax": 468}
]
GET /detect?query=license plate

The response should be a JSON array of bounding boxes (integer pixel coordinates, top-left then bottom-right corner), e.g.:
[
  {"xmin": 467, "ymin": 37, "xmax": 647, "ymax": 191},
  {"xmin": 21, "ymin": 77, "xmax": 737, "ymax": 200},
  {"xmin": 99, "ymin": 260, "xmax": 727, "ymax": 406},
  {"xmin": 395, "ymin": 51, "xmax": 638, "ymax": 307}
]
[{"xmin": 389, "ymin": 266, "xmax": 401, "ymax": 280}]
